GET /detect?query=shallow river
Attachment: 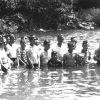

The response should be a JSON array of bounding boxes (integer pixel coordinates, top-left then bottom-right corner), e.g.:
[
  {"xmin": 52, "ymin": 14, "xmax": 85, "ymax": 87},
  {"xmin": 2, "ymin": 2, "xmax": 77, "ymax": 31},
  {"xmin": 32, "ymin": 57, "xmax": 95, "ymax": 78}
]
[{"xmin": 1, "ymin": 29, "xmax": 100, "ymax": 100}]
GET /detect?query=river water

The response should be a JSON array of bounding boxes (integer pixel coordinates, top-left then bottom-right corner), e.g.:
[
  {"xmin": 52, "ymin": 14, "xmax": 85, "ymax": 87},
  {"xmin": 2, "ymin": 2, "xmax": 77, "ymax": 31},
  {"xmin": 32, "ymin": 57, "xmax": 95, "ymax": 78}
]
[{"xmin": 1, "ymin": 29, "xmax": 100, "ymax": 100}]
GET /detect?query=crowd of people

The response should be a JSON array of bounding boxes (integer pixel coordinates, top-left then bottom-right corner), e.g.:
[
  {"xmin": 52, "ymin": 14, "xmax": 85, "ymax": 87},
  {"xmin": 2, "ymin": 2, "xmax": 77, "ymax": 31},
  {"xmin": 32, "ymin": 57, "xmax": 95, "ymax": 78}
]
[{"xmin": 0, "ymin": 33, "xmax": 99, "ymax": 73}]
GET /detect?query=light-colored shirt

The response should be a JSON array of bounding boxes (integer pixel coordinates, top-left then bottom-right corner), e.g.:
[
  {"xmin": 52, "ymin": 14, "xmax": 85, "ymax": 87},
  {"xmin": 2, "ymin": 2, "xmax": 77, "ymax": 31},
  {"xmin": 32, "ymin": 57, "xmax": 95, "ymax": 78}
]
[
  {"xmin": 52, "ymin": 43, "xmax": 67, "ymax": 61},
  {"xmin": 27, "ymin": 45, "xmax": 40, "ymax": 64},
  {"xmin": 0, "ymin": 48, "xmax": 12, "ymax": 69},
  {"xmin": 6, "ymin": 43, "xmax": 19, "ymax": 58}
]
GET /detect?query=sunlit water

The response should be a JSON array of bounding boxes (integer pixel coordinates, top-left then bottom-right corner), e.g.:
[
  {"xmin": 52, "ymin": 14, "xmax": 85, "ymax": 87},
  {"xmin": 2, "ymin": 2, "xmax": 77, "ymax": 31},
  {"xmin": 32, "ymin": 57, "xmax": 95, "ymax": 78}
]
[{"xmin": 1, "ymin": 30, "xmax": 100, "ymax": 100}]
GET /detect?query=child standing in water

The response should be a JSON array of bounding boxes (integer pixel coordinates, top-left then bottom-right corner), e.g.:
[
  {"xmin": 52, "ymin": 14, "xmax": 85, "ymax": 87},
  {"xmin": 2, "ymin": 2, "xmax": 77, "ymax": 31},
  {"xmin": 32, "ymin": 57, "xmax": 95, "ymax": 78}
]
[{"xmin": 47, "ymin": 51, "xmax": 62, "ymax": 70}]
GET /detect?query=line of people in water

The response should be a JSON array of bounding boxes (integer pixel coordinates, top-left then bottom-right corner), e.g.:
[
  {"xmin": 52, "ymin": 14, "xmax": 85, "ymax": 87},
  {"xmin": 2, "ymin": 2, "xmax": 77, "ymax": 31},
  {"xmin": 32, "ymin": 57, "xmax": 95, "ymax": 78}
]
[{"xmin": 0, "ymin": 33, "xmax": 99, "ymax": 73}]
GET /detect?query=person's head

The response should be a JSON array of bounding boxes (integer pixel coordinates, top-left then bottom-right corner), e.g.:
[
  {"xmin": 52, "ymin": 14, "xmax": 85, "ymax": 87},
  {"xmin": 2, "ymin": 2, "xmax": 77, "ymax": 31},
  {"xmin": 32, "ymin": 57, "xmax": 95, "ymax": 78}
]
[
  {"xmin": 71, "ymin": 37, "xmax": 76, "ymax": 42},
  {"xmin": 57, "ymin": 34, "xmax": 64, "ymax": 44},
  {"xmin": 5, "ymin": 35, "xmax": 10, "ymax": 44},
  {"xmin": 29, "ymin": 35, "xmax": 36, "ymax": 46},
  {"xmin": 2, "ymin": 36, "xmax": 7, "ymax": 46},
  {"xmin": 23, "ymin": 36, "xmax": 29, "ymax": 43},
  {"xmin": 34, "ymin": 37, "xmax": 40, "ymax": 46},
  {"xmin": 9, "ymin": 34, "xmax": 15, "ymax": 44},
  {"xmin": 68, "ymin": 42, "xmax": 74, "ymax": 52},
  {"xmin": 43, "ymin": 40, "xmax": 50, "ymax": 51},
  {"xmin": 0, "ymin": 36, "xmax": 4, "ymax": 49},
  {"xmin": 51, "ymin": 51, "xmax": 57, "ymax": 60},
  {"xmin": 82, "ymin": 40, "xmax": 88, "ymax": 51},
  {"xmin": 20, "ymin": 37, "xmax": 26, "ymax": 49}
]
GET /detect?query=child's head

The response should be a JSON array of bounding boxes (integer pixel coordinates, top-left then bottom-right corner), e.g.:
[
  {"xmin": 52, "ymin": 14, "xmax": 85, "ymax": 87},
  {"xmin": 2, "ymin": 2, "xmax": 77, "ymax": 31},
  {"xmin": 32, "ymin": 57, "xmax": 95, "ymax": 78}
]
[{"xmin": 51, "ymin": 51, "xmax": 57, "ymax": 60}]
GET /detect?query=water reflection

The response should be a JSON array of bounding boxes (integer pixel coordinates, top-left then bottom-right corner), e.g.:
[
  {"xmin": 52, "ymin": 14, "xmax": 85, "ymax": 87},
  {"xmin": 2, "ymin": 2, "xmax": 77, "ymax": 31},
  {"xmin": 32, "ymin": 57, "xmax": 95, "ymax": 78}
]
[
  {"xmin": 1, "ymin": 29, "xmax": 100, "ymax": 99},
  {"xmin": 0, "ymin": 64, "xmax": 100, "ymax": 100}
]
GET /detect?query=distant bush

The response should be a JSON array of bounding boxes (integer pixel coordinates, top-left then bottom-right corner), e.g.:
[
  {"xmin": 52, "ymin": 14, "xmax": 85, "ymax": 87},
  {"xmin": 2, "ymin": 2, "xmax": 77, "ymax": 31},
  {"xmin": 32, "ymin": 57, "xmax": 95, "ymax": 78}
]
[
  {"xmin": 77, "ymin": 8, "xmax": 100, "ymax": 26},
  {"xmin": 0, "ymin": 0, "xmax": 74, "ymax": 30},
  {"xmin": 90, "ymin": 8, "xmax": 100, "ymax": 26}
]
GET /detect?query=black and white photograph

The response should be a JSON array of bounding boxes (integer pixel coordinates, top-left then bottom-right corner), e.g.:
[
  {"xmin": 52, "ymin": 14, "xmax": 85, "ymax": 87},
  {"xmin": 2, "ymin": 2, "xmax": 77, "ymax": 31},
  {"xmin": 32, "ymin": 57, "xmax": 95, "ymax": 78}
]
[{"xmin": 0, "ymin": 0, "xmax": 100, "ymax": 100}]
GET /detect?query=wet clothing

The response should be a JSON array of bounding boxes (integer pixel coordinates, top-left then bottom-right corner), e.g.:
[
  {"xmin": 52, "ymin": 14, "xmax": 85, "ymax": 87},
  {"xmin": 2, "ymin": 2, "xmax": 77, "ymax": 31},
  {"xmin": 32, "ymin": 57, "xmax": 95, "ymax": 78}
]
[
  {"xmin": 17, "ymin": 47, "xmax": 28, "ymax": 65},
  {"xmin": 40, "ymin": 48, "xmax": 52, "ymax": 70},
  {"xmin": 6, "ymin": 43, "xmax": 19, "ymax": 58},
  {"xmin": 27, "ymin": 45, "xmax": 40, "ymax": 69},
  {"xmin": 17, "ymin": 47, "xmax": 34, "ymax": 69},
  {"xmin": 47, "ymin": 58, "xmax": 62, "ymax": 69},
  {"xmin": 63, "ymin": 52, "xmax": 77, "ymax": 68}
]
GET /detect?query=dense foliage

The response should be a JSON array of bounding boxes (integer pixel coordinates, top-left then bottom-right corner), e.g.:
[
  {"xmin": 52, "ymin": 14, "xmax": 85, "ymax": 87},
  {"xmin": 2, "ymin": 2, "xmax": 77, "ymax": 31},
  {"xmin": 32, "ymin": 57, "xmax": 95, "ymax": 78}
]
[
  {"xmin": 0, "ymin": 0, "xmax": 99, "ymax": 33},
  {"xmin": 0, "ymin": 0, "xmax": 74, "ymax": 31}
]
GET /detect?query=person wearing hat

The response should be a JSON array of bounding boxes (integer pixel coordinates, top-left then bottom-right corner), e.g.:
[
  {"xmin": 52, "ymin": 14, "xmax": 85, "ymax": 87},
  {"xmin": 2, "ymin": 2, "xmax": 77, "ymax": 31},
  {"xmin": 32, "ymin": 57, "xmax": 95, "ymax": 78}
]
[
  {"xmin": 63, "ymin": 42, "xmax": 78, "ymax": 68},
  {"xmin": 40, "ymin": 39, "xmax": 52, "ymax": 70},
  {"xmin": 51, "ymin": 34, "xmax": 67, "ymax": 62},
  {"xmin": 47, "ymin": 51, "xmax": 62, "ymax": 70}
]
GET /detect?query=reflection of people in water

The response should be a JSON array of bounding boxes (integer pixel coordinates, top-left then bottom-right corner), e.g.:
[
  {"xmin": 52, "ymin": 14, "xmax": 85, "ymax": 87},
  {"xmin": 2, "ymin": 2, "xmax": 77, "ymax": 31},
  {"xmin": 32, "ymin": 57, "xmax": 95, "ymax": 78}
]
[{"xmin": 27, "ymin": 70, "xmax": 34, "ymax": 83}]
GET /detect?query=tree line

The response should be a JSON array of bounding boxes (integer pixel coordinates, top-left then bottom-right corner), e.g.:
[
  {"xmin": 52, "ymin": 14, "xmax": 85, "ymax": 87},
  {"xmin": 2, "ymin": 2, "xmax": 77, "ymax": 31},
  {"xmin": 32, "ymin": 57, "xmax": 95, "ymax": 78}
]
[{"xmin": 0, "ymin": 0, "xmax": 100, "ymax": 30}]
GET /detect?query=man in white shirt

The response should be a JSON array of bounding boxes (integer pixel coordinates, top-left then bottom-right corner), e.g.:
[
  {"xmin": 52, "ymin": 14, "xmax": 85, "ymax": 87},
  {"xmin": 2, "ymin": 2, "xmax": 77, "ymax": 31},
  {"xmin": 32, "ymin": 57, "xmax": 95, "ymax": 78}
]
[
  {"xmin": 52, "ymin": 34, "xmax": 67, "ymax": 61},
  {"xmin": 6, "ymin": 34, "xmax": 19, "ymax": 67}
]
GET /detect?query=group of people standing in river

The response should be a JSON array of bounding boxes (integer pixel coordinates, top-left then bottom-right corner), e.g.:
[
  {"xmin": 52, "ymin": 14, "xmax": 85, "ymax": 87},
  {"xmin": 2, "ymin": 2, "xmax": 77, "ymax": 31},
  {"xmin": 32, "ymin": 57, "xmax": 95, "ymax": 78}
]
[{"xmin": 0, "ymin": 33, "xmax": 100, "ymax": 73}]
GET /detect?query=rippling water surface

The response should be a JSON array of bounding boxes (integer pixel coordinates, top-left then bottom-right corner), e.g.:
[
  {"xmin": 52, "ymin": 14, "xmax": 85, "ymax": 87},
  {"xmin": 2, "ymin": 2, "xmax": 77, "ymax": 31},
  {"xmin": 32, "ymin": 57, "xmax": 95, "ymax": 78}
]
[{"xmin": 1, "ymin": 30, "xmax": 100, "ymax": 100}]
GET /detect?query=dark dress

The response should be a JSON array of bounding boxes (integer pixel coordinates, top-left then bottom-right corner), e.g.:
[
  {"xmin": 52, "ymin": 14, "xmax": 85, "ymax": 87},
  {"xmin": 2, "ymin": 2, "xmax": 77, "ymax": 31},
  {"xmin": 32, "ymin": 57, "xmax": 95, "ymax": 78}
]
[{"xmin": 47, "ymin": 58, "xmax": 62, "ymax": 70}]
